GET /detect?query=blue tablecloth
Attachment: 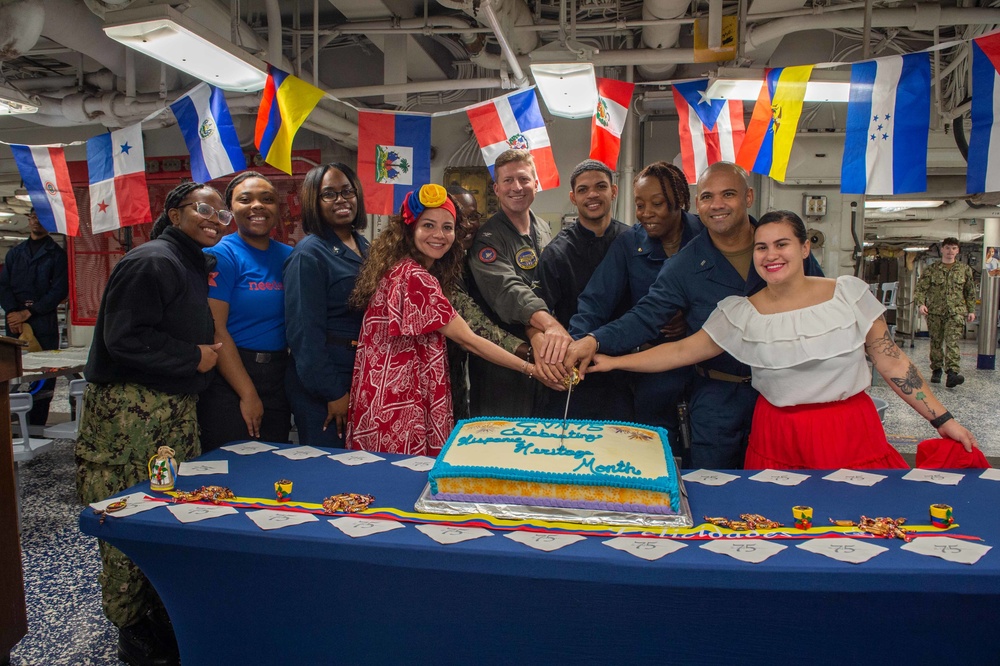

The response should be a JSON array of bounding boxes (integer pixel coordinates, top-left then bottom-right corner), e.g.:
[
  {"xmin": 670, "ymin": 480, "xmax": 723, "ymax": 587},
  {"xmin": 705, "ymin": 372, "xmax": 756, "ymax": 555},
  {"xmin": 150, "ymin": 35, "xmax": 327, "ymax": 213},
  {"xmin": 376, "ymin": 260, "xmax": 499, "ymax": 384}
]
[{"xmin": 79, "ymin": 445, "xmax": 1000, "ymax": 665}]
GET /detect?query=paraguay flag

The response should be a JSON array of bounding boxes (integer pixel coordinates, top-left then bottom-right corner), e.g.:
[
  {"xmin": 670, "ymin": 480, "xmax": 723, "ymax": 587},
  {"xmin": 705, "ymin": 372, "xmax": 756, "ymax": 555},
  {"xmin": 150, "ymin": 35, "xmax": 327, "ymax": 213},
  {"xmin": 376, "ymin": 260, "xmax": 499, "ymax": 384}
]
[
  {"xmin": 672, "ymin": 79, "xmax": 745, "ymax": 184},
  {"xmin": 968, "ymin": 32, "xmax": 1000, "ymax": 194},
  {"xmin": 254, "ymin": 65, "xmax": 326, "ymax": 175},
  {"xmin": 841, "ymin": 53, "xmax": 930, "ymax": 195},
  {"xmin": 589, "ymin": 78, "xmax": 635, "ymax": 169},
  {"xmin": 170, "ymin": 83, "xmax": 246, "ymax": 183},
  {"xmin": 357, "ymin": 111, "xmax": 431, "ymax": 216},
  {"xmin": 10, "ymin": 144, "xmax": 80, "ymax": 236},
  {"xmin": 736, "ymin": 65, "xmax": 813, "ymax": 182},
  {"xmin": 86, "ymin": 123, "xmax": 152, "ymax": 234},
  {"xmin": 466, "ymin": 88, "xmax": 559, "ymax": 190}
]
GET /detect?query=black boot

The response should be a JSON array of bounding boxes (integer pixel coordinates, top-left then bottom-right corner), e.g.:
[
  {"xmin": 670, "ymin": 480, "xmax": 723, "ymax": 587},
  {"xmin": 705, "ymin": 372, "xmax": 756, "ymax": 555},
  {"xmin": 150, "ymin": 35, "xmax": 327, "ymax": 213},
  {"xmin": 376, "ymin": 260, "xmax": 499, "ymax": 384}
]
[
  {"xmin": 117, "ymin": 616, "xmax": 179, "ymax": 666},
  {"xmin": 930, "ymin": 369, "xmax": 942, "ymax": 384},
  {"xmin": 946, "ymin": 371, "xmax": 965, "ymax": 388}
]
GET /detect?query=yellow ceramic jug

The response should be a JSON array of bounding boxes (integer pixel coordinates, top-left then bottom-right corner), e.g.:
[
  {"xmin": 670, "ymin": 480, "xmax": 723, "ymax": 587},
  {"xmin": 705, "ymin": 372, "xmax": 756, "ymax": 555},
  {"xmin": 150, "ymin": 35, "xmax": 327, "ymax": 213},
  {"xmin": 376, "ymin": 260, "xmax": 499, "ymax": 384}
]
[{"xmin": 148, "ymin": 446, "xmax": 177, "ymax": 492}]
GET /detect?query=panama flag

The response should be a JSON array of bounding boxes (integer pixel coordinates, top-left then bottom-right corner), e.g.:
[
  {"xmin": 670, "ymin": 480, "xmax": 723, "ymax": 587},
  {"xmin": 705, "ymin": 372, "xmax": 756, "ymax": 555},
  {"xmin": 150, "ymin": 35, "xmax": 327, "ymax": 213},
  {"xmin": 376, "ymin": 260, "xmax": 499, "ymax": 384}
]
[
  {"xmin": 968, "ymin": 32, "xmax": 1000, "ymax": 193},
  {"xmin": 10, "ymin": 144, "xmax": 80, "ymax": 236},
  {"xmin": 672, "ymin": 80, "xmax": 745, "ymax": 184},
  {"xmin": 170, "ymin": 82, "xmax": 246, "ymax": 183},
  {"xmin": 86, "ymin": 123, "xmax": 152, "ymax": 234},
  {"xmin": 357, "ymin": 111, "xmax": 432, "ymax": 215},
  {"xmin": 589, "ymin": 78, "xmax": 635, "ymax": 169},
  {"xmin": 841, "ymin": 53, "xmax": 930, "ymax": 195},
  {"xmin": 466, "ymin": 88, "xmax": 559, "ymax": 190}
]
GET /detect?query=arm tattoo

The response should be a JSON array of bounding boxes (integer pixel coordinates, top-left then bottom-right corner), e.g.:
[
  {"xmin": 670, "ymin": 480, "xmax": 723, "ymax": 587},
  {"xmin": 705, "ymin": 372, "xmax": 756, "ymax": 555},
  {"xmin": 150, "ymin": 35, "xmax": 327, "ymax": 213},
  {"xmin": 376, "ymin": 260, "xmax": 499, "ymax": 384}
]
[
  {"xmin": 867, "ymin": 328, "xmax": 901, "ymax": 360},
  {"xmin": 889, "ymin": 362, "xmax": 922, "ymax": 395}
]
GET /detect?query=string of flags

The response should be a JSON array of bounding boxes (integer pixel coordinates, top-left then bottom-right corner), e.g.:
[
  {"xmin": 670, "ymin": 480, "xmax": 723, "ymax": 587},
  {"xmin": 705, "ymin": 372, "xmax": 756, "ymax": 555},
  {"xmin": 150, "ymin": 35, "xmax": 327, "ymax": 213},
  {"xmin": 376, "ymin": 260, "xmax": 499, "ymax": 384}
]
[{"xmin": 9, "ymin": 29, "xmax": 1000, "ymax": 236}]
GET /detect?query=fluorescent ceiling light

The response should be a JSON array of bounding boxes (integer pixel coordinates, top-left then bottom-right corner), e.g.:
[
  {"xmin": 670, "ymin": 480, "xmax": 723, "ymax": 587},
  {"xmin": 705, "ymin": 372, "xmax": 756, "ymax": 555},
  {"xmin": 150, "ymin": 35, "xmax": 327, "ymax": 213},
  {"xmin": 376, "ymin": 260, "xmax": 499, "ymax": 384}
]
[
  {"xmin": 0, "ymin": 211, "xmax": 14, "ymax": 218},
  {"xmin": 864, "ymin": 200, "xmax": 944, "ymax": 209},
  {"xmin": 529, "ymin": 62, "xmax": 598, "ymax": 119},
  {"xmin": 705, "ymin": 67, "xmax": 852, "ymax": 102},
  {"xmin": 14, "ymin": 189, "xmax": 32, "ymax": 202},
  {"xmin": 104, "ymin": 5, "xmax": 267, "ymax": 93},
  {"xmin": 0, "ymin": 84, "xmax": 39, "ymax": 114},
  {"xmin": 904, "ymin": 246, "xmax": 929, "ymax": 252}
]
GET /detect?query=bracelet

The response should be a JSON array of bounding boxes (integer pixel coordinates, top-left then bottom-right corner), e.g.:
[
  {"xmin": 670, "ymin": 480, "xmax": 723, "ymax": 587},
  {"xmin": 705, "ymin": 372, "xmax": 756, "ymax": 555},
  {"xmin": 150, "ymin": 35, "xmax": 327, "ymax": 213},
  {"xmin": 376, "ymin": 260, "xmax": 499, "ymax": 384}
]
[
  {"xmin": 586, "ymin": 333, "xmax": 600, "ymax": 353},
  {"xmin": 525, "ymin": 345, "xmax": 534, "ymax": 363},
  {"xmin": 929, "ymin": 411, "xmax": 953, "ymax": 429},
  {"xmin": 520, "ymin": 360, "xmax": 529, "ymax": 375}
]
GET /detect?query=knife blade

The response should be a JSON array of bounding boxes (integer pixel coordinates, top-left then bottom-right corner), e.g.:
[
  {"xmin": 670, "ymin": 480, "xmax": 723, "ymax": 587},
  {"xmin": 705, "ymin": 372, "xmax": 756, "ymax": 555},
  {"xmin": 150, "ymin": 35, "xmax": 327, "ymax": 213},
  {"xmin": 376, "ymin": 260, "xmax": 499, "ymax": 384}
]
[{"xmin": 560, "ymin": 377, "xmax": 573, "ymax": 444}]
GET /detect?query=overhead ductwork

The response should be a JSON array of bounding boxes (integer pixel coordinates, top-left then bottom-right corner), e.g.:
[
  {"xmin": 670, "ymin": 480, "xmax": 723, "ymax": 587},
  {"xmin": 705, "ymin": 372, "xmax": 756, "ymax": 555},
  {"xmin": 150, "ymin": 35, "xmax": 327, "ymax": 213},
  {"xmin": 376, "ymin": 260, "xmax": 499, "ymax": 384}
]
[{"xmin": 0, "ymin": 0, "xmax": 45, "ymax": 61}]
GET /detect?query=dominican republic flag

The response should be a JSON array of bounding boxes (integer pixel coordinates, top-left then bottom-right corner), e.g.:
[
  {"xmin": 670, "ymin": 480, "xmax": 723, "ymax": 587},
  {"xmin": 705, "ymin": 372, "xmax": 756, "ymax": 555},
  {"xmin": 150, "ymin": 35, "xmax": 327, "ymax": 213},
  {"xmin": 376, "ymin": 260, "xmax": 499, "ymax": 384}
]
[
  {"xmin": 672, "ymin": 80, "xmax": 745, "ymax": 184},
  {"xmin": 841, "ymin": 53, "xmax": 930, "ymax": 195},
  {"xmin": 968, "ymin": 32, "xmax": 1000, "ymax": 194},
  {"xmin": 590, "ymin": 78, "xmax": 635, "ymax": 169},
  {"xmin": 357, "ymin": 111, "xmax": 431, "ymax": 215},
  {"xmin": 170, "ymin": 83, "xmax": 246, "ymax": 183},
  {"xmin": 86, "ymin": 123, "xmax": 152, "ymax": 234},
  {"xmin": 736, "ymin": 65, "xmax": 813, "ymax": 183},
  {"xmin": 10, "ymin": 144, "xmax": 80, "ymax": 236},
  {"xmin": 466, "ymin": 88, "xmax": 559, "ymax": 190}
]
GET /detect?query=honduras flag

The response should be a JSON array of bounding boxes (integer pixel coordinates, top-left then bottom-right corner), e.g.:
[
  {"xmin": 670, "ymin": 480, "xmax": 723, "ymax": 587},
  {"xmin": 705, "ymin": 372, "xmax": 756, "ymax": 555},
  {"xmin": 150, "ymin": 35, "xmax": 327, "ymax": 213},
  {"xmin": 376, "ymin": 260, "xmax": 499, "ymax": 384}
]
[
  {"xmin": 968, "ymin": 32, "xmax": 1000, "ymax": 194},
  {"xmin": 170, "ymin": 83, "xmax": 246, "ymax": 183},
  {"xmin": 841, "ymin": 53, "xmax": 930, "ymax": 195}
]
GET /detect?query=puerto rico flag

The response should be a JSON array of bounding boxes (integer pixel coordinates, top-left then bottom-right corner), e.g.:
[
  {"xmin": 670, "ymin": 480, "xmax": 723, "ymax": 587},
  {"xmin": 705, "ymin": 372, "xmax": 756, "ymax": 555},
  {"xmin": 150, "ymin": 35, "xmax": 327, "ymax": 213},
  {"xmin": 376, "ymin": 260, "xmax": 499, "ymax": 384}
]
[
  {"xmin": 10, "ymin": 144, "xmax": 80, "ymax": 236},
  {"xmin": 590, "ymin": 78, "xmax": 635, "ymax": 169},
  {"xmin": 466, "ymin": 88, "xmax": 559, "ymax": 190},
  {"xmin": 841, "ymin": 53, "xmax": 930, "ymax": 195},
  {"xmin": 86, "ymin": 123, "xmax": 152, "ymax": 234},
  {"xmin": 968, "ymin": 32, "xmax": 1000, "ymax": 194},
  {"xmin": 672, "ymin": 79, "xmax": 745, "ymax": 184},
  {"xmin": 170, "ymin": 82, "xmax": 246, "ymax": 183},
  {"xmin": 357, "ymin": 111, "xmax": 432, "ymax": 216}
]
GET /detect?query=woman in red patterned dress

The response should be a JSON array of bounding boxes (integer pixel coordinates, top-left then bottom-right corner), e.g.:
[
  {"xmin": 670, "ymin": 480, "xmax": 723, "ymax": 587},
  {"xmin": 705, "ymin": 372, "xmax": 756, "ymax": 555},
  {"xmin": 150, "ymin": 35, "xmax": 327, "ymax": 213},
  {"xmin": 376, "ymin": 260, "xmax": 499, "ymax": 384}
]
[{"xmin": 346, "ymin": 184, "xmax": 555, "ymax": 456}]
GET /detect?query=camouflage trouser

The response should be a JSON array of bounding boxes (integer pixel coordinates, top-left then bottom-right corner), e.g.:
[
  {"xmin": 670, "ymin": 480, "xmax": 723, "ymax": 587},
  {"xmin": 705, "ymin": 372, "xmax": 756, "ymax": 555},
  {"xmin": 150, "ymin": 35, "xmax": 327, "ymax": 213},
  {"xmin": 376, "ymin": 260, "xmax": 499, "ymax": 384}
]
[
  {"xmin": 75, "ymin": 382, "xmax": 200, "ymax": 628},
  {"xmin": 926, "ymin": 313, "xmax": 966, "ymax": 373}
]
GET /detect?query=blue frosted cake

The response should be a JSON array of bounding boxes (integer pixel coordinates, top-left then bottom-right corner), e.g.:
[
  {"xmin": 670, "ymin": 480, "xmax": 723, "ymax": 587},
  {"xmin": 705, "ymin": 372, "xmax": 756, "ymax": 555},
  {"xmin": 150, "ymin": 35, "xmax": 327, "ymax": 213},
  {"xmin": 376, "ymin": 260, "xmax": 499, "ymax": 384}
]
[{"xmin": 427, "ymin": 418, "xmax": 681, "ymax": 514}]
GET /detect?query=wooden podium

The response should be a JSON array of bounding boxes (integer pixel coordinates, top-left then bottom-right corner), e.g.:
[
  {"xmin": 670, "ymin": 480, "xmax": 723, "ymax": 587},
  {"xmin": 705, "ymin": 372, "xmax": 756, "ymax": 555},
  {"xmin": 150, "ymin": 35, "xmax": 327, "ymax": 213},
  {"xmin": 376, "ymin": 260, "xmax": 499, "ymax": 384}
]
[{"xmin": 0, "ymin": 337, "xmax": 27, "ymax": 662}]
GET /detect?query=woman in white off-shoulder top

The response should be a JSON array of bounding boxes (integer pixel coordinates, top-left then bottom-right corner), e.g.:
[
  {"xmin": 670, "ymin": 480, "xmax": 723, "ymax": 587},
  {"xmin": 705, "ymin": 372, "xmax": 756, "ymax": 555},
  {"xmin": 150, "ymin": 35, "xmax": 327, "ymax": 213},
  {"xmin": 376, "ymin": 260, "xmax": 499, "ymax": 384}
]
[{"xmin": 589, "ymin": 210, "xmax": 978, "ymax": 470}]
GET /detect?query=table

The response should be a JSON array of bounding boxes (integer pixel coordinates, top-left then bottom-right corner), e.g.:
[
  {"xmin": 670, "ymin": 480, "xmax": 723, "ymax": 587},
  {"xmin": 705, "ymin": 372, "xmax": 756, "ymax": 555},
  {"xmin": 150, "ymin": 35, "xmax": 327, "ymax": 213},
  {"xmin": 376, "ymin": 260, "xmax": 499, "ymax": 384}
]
[
  {"xmin": 79, "ymin": 446, "xmax": 1000, "ymax": 665},
  {"xmin": 17, "ymin": 346, "xmax": 88, "ymax": 382}
]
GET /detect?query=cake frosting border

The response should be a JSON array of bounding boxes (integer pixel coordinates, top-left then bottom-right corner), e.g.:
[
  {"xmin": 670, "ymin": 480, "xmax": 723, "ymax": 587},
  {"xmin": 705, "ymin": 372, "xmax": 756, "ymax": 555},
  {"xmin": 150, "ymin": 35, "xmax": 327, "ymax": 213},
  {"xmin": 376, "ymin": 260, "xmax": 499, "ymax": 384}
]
[{"xmin": 428, "ymin": 417, "xmax": 680, "ymax": 509}]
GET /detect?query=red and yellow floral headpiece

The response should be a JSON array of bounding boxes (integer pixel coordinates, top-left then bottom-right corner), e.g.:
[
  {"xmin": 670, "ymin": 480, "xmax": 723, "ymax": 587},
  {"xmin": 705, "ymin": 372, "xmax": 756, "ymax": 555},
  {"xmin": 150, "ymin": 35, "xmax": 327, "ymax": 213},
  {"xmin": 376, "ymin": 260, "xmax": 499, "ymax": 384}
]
[{"xmin": 401, "ymin": 183, "xmax": 456, "ymax": 225}]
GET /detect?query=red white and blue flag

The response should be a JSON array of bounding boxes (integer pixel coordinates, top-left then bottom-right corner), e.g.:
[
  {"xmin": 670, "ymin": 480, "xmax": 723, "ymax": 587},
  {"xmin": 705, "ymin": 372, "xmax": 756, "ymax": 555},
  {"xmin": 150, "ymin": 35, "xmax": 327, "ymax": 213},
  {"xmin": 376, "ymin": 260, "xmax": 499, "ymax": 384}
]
[
  {"xmin": 10, "ymin": 144, "xmax": 80, "ymax": 236},
  {"xmin": 357, "ymin": 111, "xmax": 432, "ymax": 216},
  {"xmin": 969, "ymin": 32, "xmax": 1000, "ymax": 194},
  {"xmin": 466, "ymin": 88, "xmax": 559, "ymax": 190},
  {"xmin": 672, "ymin": 80, "xmax": 745, "ymax": 184},
  {"xmin": 590, "ymin": 77, "xmax": 635, "ymax": 169},
  {"xmin": 86, "ymin": 123, "xmax": 152, "ymax": 234}
]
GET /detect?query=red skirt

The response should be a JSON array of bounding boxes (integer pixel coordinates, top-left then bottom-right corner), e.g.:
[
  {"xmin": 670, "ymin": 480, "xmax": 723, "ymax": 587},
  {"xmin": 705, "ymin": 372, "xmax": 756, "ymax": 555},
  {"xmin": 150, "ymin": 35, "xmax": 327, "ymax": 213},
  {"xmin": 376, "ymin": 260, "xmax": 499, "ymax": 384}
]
[{"xmin": 745, "ymin": 392, "xmax": 909, "ymax": 470}]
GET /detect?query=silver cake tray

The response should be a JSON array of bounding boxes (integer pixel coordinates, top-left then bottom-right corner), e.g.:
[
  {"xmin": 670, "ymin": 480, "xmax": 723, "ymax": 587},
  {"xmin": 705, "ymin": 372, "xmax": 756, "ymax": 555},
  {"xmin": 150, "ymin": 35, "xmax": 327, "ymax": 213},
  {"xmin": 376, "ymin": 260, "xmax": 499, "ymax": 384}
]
[{"xmin": 414, "ymin": 476, "xmax": 693, "ymax": 529}]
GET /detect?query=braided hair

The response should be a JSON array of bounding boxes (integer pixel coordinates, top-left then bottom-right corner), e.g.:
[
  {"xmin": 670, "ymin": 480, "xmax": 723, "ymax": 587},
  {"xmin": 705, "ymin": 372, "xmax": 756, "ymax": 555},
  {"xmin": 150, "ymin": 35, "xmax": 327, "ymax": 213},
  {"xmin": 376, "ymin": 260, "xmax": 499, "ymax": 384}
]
[
  {"xmin": 150, "ymin": 182, "xmax": 217, "ymax": 239},
  {"xmin": 633, "ymin": 161, "xmax": 690, "ymax": 212}
]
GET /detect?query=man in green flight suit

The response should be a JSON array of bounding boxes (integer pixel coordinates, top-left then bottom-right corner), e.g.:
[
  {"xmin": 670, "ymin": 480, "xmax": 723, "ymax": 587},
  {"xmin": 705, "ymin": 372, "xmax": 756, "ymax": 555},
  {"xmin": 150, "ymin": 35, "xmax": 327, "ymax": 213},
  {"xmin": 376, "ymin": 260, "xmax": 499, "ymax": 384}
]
[{"xmin": 914, "ymin": 237, "xmax": 977, "ymax": 388}]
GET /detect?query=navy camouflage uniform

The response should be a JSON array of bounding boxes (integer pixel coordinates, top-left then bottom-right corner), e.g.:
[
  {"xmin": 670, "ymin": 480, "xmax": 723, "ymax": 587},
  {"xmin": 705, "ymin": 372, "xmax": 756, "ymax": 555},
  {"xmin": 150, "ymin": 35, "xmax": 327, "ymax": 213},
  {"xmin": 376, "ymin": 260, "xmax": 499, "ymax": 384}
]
[{"xmin": 914, "ymin": 260, "xmax": 977, "ymax": 374}]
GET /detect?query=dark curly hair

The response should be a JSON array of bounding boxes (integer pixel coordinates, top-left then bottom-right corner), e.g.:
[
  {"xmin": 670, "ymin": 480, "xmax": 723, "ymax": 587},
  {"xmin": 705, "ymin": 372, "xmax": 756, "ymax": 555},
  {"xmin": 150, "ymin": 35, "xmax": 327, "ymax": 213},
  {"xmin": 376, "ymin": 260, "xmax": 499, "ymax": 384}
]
[
  {"xmin": 634, "ymin": 161, "xmax": 690, "ymax": 211},
  {"xmin": 150, "ymin": 182, "xmax": 220, "ymax": 239},
  {"xmin": 299, "ymin": 162, "xmax": 366, "ymax": 235},
  {"xmin": 349, "ymin": 193, "xmax": 465, "ymax": 310}
]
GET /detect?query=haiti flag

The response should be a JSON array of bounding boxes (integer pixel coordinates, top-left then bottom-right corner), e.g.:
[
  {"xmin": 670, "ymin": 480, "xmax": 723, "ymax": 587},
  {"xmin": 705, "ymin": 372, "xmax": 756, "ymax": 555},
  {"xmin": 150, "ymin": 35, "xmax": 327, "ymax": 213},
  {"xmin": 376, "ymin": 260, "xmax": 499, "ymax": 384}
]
[{"xmin": 357, "ymin": 111, "xmax": 432, "ymax": 216}]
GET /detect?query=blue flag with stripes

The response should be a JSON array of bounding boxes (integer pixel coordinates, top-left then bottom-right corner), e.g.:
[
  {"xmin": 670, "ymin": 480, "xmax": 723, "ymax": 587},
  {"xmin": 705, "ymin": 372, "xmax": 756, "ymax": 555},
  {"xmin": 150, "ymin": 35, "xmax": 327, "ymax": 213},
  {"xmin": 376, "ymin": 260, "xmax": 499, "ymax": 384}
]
[{"xmin": 170, "ymin": 83, "xmax": 246, "ymax": 183}]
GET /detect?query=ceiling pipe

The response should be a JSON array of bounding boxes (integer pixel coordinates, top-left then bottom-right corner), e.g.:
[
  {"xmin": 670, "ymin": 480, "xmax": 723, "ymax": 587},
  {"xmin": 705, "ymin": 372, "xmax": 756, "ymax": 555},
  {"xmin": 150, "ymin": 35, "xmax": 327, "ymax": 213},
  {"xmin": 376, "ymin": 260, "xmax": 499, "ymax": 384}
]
[
  {"xmin": 326, "ymin": 77, "xmax": 508, "ymax": 100},
  {"xmin": 472, "ymin": 45, "xmax": 696, "ymax": 71},
  {"xmin": 746, "ymin": 6, "xmax": 1000, "ymax": 52},
  {"xmin": 263, "ymin": 0, "xmax": 282, "ymax": 67},
  {"xmin": 639, "ymin": 0, "xmax": 689, "ymax": 80},
  {"xmin": 864, "ymin": 200, "xmax": 973, "ymax": 220},
  {"xmin": 480, "ymin": 0, "xmax": 530, "ymax": 87}
]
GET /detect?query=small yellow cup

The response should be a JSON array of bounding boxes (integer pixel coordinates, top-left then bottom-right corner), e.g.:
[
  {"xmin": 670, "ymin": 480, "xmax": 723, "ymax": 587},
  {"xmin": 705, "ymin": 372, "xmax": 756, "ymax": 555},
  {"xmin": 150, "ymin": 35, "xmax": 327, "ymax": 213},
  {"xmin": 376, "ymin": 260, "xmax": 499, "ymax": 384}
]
[{"xmin": 275, "ymin": 480, "xmax": 293, "ymax": 501}]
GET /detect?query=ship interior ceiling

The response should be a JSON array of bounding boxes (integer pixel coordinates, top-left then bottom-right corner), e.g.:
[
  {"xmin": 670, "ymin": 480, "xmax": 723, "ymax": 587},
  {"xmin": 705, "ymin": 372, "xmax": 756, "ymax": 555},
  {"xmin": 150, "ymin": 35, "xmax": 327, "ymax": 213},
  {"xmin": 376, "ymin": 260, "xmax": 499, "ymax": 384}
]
[{"xmin": 1, "ymin": 0, "xmax": 1000, "ymax": 266}]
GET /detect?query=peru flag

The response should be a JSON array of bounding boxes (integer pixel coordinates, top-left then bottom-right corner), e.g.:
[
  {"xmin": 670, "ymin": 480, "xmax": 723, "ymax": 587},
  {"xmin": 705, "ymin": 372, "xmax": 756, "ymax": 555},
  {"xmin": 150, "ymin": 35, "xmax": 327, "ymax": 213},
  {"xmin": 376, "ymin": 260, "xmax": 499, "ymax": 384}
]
[
  {"xmin": 672, "ymin": 80, "xmax": 745, "ymax": 184},
  {"xmin": 466, "ymin": 88, "xmax": 559, "ymax": 190},
  {"xmin": 590, "ymin": 77, "xmax": 635, "ymax": 169},
  {"xmin": 357, "ymin": 111, "xmax": 432, "ymax": 216},
  {"xmin": 86, "ymin": 123, "xmax": 151, "ymax": 234},
  {"xmin": 10, "ymin": 144, "xmax": 80, "ymax": 236}
]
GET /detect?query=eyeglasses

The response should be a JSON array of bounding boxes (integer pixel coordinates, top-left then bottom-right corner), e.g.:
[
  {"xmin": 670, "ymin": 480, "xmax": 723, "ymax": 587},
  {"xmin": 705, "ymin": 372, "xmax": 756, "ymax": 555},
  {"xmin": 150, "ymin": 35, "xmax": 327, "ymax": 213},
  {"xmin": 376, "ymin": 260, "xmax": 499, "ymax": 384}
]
[
  {"xmin": 320, "ymin": 188, "xmax": 357, "ymax": 203},
  {"xmin": 177, "ymin": 202, "xmax": 233, "ymax": 225}
]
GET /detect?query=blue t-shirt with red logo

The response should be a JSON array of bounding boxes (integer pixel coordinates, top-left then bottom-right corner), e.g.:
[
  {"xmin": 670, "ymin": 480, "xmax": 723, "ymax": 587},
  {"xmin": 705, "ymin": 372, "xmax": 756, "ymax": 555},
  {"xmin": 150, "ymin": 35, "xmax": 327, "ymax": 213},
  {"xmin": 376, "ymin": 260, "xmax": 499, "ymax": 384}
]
[{"xmin": 205, "ymin": 233, "xmax": 293, "ymax": 351}]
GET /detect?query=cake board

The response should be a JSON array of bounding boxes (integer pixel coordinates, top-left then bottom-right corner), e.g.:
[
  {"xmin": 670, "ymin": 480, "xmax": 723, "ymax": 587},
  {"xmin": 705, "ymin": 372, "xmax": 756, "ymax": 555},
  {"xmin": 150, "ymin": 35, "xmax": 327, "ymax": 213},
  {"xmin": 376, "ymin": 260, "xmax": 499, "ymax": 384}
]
[{"xmin": 414, "ymin": 475, "xmax": 693, "ymax": 529}]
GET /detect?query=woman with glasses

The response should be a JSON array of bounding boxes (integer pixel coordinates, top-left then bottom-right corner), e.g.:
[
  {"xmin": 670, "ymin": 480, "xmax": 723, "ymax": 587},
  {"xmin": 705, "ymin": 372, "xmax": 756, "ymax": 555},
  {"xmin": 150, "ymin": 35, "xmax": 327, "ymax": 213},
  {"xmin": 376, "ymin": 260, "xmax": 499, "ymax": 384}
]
[
  {"xmin": 198, "ymin": 171, "xmax": 294, "ymax": 451},
  {"xmin": 76, "ymin": 182, "xmax": 226, "ymax": 665},
  {"xmin": 284, "ymin": 162, "xmax": 369, "ymax": 446}
]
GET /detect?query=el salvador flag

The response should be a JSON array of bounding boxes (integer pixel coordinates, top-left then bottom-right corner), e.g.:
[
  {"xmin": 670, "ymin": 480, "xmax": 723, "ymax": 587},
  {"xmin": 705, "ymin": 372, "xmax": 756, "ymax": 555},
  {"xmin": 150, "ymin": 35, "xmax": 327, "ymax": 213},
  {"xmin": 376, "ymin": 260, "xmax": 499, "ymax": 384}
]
[
  {"xmin": 841, "ymin": 53, "xmax": 930, "ymax": 195},
  {"xmin": 170, "ymin": 83, "xmax": 246, "ymax": 183}
]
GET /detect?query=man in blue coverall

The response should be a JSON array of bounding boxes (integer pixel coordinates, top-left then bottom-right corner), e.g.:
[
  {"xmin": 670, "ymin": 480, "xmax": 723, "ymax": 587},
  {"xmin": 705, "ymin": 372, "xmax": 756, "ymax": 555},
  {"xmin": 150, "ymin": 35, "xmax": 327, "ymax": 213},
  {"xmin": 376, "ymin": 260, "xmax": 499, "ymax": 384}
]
[
  {"xmin": 0, "ymin": 208, "xmax": 69, "ymax": 425},
  {"xmin": 563, "ymin": 162, "xmax": 823, "ymax": 469}
]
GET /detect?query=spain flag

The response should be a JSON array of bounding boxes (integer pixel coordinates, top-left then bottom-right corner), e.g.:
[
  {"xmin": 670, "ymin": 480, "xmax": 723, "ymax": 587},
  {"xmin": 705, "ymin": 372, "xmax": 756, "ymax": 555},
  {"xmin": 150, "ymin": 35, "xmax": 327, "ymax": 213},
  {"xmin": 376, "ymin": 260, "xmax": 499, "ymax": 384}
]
[{"xmin": 735, "ymin": 65, "xmax": 813, "ymax": 182}]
